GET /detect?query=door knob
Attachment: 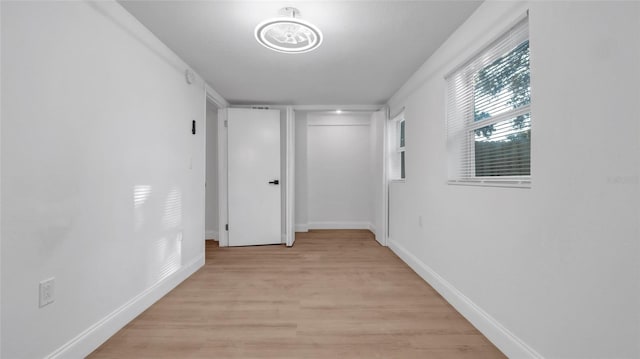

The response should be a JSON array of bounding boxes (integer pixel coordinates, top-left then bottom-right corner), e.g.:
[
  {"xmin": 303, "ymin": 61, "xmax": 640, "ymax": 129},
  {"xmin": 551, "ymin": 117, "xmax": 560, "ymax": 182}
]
[{"xmin": 268, "ymin": 179, "xmax": 279, "ymax": 185}]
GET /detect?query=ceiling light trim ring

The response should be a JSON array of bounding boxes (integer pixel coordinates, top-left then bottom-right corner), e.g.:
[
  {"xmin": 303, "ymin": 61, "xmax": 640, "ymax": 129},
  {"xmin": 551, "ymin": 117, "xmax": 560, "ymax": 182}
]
[{"xmin": 255, "ymin": 14, "xmax": 323, "ymax": 54}]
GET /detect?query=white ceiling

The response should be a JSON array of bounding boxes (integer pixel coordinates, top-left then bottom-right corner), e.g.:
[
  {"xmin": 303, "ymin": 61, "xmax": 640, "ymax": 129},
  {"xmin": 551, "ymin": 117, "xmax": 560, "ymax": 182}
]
[{"xmin": 119, "ymin": 1, "xmax": 482, "ymax": 106}]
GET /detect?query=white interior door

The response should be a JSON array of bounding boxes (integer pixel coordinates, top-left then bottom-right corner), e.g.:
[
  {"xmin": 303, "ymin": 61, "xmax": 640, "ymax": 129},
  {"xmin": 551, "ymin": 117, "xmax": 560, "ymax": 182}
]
[{"xmin": 228, "ymin": 108, "xmax": 281, "ymax": 246}]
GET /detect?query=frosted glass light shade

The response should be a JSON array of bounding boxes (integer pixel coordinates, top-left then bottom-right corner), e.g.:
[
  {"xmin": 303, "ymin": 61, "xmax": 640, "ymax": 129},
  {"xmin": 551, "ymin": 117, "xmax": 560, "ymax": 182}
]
[{"xmin": 255, "ymin": 17, "xmax": 322, "ymax": 54}]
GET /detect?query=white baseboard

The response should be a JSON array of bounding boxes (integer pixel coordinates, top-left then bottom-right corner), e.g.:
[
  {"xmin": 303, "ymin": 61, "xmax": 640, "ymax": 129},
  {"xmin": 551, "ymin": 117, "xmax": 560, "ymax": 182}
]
[
  {"xmin": 307, "ymin": 221, "xmax": 373, "ymax": 230},
  {"xmin": 387, "ymin": 238, "xmax": 542, "ymax": 359},
  {"xmin": 205, "ymin": 230, "xmax": 219, "ymax": 240},
  {"xmin": 46, "ymin": 254, "xmax": 205, "ymax": 359},
  {"xmin": 295, "ymin": 224, "xmax": 309, "ymax": 232},
  {"xmin": 368, "ymin": 224, "xmax": 387, "ymax": 247}
]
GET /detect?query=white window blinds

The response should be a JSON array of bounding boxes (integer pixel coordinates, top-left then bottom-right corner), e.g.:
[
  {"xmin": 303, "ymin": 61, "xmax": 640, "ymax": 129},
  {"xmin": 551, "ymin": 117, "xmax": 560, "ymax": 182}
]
[{"xmin": 446, "ymin": 16, "xmax": 531, "ymax": 186}]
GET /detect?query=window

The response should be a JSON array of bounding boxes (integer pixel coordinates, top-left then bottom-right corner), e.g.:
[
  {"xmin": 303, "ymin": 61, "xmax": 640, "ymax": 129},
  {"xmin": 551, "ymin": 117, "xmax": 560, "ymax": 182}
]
[
  {"xmin": 390, "ymin": 113, "xmax": 406, "ymax": 180},
  {"xmin": 446, "ymin": 16, "xmax": 530, "ymax": 186}
]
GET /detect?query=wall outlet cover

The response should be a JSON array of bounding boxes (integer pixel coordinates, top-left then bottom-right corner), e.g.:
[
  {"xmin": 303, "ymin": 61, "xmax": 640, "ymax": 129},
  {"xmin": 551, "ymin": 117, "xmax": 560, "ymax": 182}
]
[{"xmin": 39, "ymin": 277, "xmax": 55, "ymax": 308}]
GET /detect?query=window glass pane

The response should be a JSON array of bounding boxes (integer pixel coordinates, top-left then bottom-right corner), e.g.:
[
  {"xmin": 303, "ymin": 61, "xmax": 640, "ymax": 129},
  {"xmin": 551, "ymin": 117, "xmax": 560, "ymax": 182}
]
[
  {"xmin": 446, "ymin": 17, "xmax": 530, "ymax": 184},
  {"xmin": 399, "ymin": 120, "xmax": 405, "ymax": 148},
  {"xmin": 400, "ymin": 151, "xmax": 405, "ymax": 179},
  {"xmin": 474, "ymin": 40, "xmax": 530, "ymax": 122},
  {"xmin": 474, "ymin": 113, "xmax": 530, "ymax": 176}
]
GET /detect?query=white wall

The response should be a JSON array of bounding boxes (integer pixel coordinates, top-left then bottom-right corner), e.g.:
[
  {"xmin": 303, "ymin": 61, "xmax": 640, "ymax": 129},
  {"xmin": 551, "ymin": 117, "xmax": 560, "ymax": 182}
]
[
  {"xmin": 387, "ymin": 1, "xmax": 640, "ymax": 358},
  {"xmin": 205, "ymin": 102, "xmax": 218, "ymax": 239},
  {"xmin": 305, "ymin": 113, "xmax": 374, "ymax": 229},
  {"xmin": 1, "ymin": 2, "xmax": 206, "ymax": 358}
]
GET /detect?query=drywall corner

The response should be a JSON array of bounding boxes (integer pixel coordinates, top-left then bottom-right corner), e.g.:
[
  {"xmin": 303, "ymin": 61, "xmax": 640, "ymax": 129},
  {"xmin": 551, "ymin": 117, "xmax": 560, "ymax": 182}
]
[
  {"xmin": 46, "ymin": 255, "xmax": 204, "ymax": 359},
  {"xmin": 387, "ymin": 238, "xmax": 542, "ymax": 359}
]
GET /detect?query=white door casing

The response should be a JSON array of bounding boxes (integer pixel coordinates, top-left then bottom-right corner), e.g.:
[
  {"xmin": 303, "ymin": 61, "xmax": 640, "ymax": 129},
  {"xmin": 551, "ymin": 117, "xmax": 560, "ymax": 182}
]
[
  {"xmin": 371, "ymin": 108, "xmax": 388, "ymax": 246},
  {"xmin": 227, "ymin": 108, "xmax": 281, "ymax": 246},
  {"xmin": 285, "ymin": 107, "xmax": 296, "ymax": 246}
]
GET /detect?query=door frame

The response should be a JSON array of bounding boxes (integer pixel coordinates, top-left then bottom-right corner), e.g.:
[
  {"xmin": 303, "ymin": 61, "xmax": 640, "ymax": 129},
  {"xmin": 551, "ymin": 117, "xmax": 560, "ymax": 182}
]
[
  {"xmin": 205, "ymin": 84, "xmax": 229, "ymax": 247},
  {"xmin": 291, "ymin": 105, "xmax": 387, "ymax": 246},
  {"xmin": 212, "ymin": 103, "xmax": 294, "ymax": 248},
  {"xmin": 284, "ymin": 107, "xmax": 296, "ymax": 246},
  {"xmin": 380, "ymin": 107, "xmax": 390, "ymax": 247},
  {"xmin": 206, "ymin": 98, "xmax": 387, "ymax": 247},
  {"xmin": 204, "ymin": 97, "xmax": 222, "ymax": 242}
]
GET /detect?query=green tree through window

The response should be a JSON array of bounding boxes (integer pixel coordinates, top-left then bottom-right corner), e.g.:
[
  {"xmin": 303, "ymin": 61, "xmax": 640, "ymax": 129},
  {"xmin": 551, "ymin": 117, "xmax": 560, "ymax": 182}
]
[
  {"xmin": 473, "ymin": 40, "xmax": 531, "ymax": 176},
  {"xmin": 446, "ymin": 17, "xmax": 530, "ymax": 184}
]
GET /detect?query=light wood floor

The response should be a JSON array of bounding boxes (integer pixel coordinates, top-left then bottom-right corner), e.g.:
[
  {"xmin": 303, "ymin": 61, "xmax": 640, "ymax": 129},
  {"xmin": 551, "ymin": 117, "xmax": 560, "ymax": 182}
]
[{"xmin": 89, "ymin": 230, "xmax": 505, "ymax": 358}]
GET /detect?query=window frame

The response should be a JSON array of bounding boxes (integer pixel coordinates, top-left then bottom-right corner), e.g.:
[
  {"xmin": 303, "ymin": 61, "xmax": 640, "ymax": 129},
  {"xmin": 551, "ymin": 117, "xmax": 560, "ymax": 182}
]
[
  {"xmin": 389, "ymin": 112, "xmax": 406, "ymax": 181},
  {"xmin": 446, "ymin": 15, "xmax": 531, "ymax": 188},
  {"xmin": 397, "ymin": 118, "xmax": 405, "ymax": 180}
]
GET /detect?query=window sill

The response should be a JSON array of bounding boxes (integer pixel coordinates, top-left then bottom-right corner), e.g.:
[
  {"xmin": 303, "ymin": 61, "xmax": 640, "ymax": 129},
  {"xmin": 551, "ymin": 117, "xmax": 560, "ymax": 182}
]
[{"xmin": 447, "ymin": 179, "xmax": 531, "ymax": 189}]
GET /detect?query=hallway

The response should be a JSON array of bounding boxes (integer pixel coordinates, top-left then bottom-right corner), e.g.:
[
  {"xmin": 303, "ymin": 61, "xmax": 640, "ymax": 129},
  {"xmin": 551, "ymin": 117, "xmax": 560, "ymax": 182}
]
[{"xmin": 89, "ymin": 230, "xmax": 505, "ymax": 358}]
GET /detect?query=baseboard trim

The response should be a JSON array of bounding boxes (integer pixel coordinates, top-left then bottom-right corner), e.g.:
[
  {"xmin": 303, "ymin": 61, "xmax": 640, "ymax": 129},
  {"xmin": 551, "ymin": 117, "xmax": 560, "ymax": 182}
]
[
  {"xmin": 387, "ymin": 238, "xmax": 542, "ymax": 359},
  {"xmin": 368, "ymin": 224, "xmax": 386, "ymax": 246},
  {"xmin": 46, "ymin": 253, "xmax": 205, "ymax": 359},
  {"xmin": 295, "ymin": 224, "xmax": 309, "ymax": 232},
  {"xmin": 307, "ymin": 221, "xmax": 373, "ymax": 230},
  {"xmin": 205, "ymin": 230, "xmax": 219, "ymax": 240}
]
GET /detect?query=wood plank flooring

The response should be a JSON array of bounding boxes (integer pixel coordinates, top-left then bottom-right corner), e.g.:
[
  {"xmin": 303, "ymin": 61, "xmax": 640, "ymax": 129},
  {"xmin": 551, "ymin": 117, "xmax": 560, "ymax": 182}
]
[{"xmin": 89, "ymin": 230, "xmax": 506, "ymax": 358}]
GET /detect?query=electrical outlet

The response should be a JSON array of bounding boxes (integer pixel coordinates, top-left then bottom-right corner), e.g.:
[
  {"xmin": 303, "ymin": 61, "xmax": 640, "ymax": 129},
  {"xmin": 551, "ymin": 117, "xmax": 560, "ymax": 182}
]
[{"xmin": 39, "ymin": 277, "xmax": 55, "ymax": 308}]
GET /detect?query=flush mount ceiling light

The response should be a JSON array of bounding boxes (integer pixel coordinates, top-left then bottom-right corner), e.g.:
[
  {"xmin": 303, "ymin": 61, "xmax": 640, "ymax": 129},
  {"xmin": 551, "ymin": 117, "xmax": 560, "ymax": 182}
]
[{"xmin": 255, "ymin": 7, "xmax": 322, "ymax": 54}]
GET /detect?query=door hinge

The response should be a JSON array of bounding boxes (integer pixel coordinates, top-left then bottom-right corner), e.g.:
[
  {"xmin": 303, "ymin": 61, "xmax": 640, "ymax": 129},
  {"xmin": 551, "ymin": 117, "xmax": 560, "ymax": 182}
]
[
  {"xmin": 224, "ymin": 120, "xmax": 228, "ymax": 128},
  {"xmin": 225, "ymin": 224, "xmax": 229, "ymax": 231}
]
